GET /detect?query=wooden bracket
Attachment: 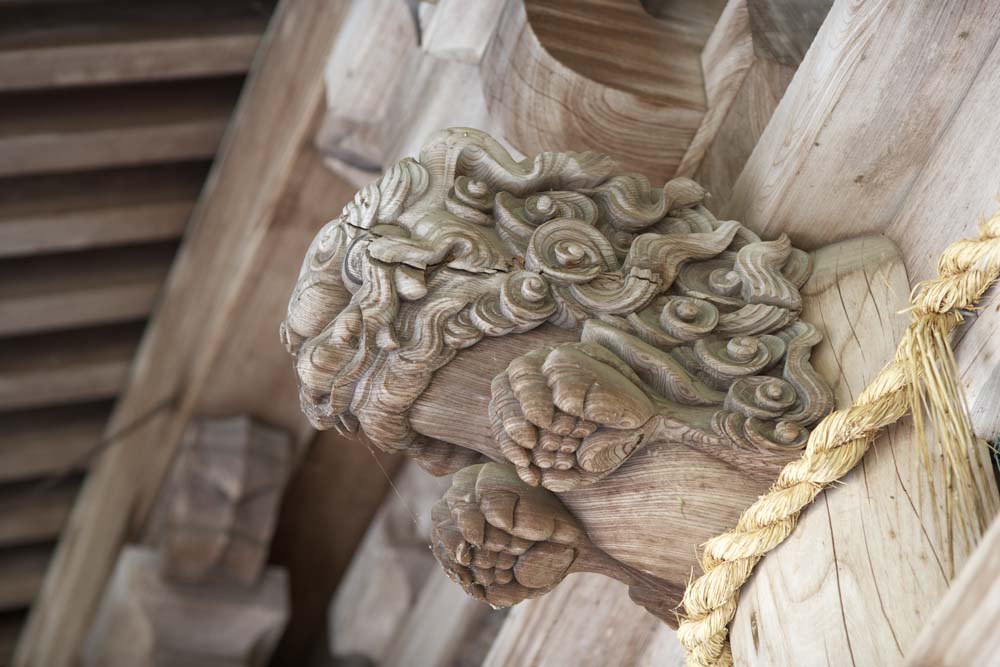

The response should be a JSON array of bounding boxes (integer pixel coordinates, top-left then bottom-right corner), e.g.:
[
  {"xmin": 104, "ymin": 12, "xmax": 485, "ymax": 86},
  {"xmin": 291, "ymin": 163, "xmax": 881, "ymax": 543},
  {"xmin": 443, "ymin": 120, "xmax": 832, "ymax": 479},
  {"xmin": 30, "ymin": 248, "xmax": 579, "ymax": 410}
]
[{"xmin": 282, "ymin": 128, "xmax": 836, "ymax": 621}]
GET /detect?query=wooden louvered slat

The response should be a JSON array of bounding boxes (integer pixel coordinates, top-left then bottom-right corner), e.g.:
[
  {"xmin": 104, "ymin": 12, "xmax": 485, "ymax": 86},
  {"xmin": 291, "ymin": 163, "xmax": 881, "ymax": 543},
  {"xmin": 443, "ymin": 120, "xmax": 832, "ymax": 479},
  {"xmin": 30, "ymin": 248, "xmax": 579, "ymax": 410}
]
[
  {"xmin": 0, "ymin": 77, "xmax": 242, "ymax": 177},
  {"xmin": 0, "ymin": 243, "xmax": 176, "ymax": 336},
  {"xmin": 0, "ymin": 611, "xmax": 23, "ymax": 666},
  {"xmin": 0, "ymin": 0, "xmax": 270, "ymax": 92},
  {"xmin": 0, "ymin": 323, "xmax": 143, "ymax": 411},
  {"xmin": 0, "ymin": 403, "xmax": 108, "ymax": 484},
  {"xmin": 0, "ymin": 547, "xmax": 48, "ymax": 612},
  {"xmin": 0, "ymin": 482, "xmax": 78, "ymax": 548},
  {"xmin": 0, "ymin": 163, "xmax": 206, "ymax": 258}
]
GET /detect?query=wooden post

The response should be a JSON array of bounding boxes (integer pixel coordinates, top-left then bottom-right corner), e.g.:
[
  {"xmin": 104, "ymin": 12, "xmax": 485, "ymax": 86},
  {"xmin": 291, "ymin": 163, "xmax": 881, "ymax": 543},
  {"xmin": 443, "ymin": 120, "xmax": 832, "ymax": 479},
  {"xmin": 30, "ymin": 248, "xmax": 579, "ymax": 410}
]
[
  {"xmin": 717, "ymin": 1, "xmax": 1000, "ymax": 662},
  {"xmin": 905, "ymin": 511, "xmax": 1000, "ymax": 666},
  {"xmin": 677, "ymin": 0, "xmax": 831, "ymax": 207}
]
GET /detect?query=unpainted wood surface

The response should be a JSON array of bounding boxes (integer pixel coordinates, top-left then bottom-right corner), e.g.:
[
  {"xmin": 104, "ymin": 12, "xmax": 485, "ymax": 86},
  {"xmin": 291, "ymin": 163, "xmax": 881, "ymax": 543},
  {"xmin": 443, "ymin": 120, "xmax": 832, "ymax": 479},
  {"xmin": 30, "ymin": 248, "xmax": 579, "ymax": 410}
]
[
  {"xmin": 723, "ymin": 0, "xmax": 1000, "ymax": 246},
  {"xmin": 0, "ymin": 0, "xmax": 270, "ymax": 91},
  {"xmin": 0, "ymin": 548, "xmax": 49, "ymax": 613},
  {"xmin": 0, "ymin": 77, "xmax": 241, "ymax": 177},
  {"xmin": 0, "ymin": 403, "xmax": 107, "ymax": 484},
  {"xmin": 677, "ymin": 0, "xmax": 830, "ymax": 208},
  {"xmin": 481, "ymin": 0, "xmax": 714, "ymax": 182},
  {"xmin": 483, "ymin": 573, "xmax": 685, "ymax": 667},
  {"xmin": 905, "ymin": 512, "xmax": 1000, "ymax": 666},
  {"xmin": 0, "ymin": 243, "xmax": 175, "ymax": 337},
  {"xmin": 717, "ymin": 3, "xmax": 1000, "ymax": 651},
  {"xmin": 0, "ymin": 164, "xmax": 204, "ymax": 258},
  {"xmin": 420, "ymin": 0, "xmax": 508, "ymax": 65},
  {"xmin": 0, "ymin": 324, "xmax": 141, "ymax": 412},
  {"xmin": 328, "ymin": 462, "xmax": 450, "ymax": 663},
  {"xmin": 0, "ymin": 482, "xmax": 77, "ymax": 548},
  {"xmin": 381, "ymin": 568, "xmax": 502, "ymax": 667},
  {"xmin": 13, "ymin": 3, "xmax": 351, "ymax": 664}
]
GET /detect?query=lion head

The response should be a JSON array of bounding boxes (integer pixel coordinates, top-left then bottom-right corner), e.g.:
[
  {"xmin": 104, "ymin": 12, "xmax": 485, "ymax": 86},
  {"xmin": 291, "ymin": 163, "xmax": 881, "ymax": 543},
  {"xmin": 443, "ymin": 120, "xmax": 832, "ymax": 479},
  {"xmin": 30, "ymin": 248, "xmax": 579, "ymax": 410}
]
[{"xmin": 282, "ymin": 128, "xmax": 832, "ymax": 482}]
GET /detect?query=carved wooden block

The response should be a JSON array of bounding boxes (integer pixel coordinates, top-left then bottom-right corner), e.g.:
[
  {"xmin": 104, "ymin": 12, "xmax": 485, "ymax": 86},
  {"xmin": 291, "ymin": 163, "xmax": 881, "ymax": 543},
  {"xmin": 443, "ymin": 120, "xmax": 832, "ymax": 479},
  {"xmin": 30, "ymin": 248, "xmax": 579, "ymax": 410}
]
[
  {"xmin": 282, "ymin": 128, "xmax": 837, "ymax": 622},
  {"xmin": 83, "ymin": 546, "xmax": 288, "ymax": 667},
  {"xmin": 160, "ymin": 415, "xmax": 293, "ymax": 588}
]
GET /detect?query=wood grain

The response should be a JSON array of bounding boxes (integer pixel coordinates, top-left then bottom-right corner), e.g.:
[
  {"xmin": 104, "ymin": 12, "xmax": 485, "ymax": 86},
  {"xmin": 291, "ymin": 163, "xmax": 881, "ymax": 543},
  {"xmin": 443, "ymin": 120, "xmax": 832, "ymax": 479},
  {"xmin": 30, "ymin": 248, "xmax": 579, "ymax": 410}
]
[
  {"xmin": 483, "ymin": 573, "xmax": 684, "ymax": 667},
  {"xmin": 0, "ymin": 324, "xmax": 141, "ymax": 412},
  {"xmin": 0, "ymin": 77, "xmax": 240, "ymax": 177},
  {"xmin": 0, "ymin": 0, "xmax": 269, "ymax": 91},
  {"xmin": 0, "ymin": 164, "xmax": 204, "ymax": 258},
  {"xmin": 723, "ymin": 0, "xmax": 1000, "ymax": 246},
  {"xmin": 481, "ymin": 0, "xmax": 713, "ymax": 183},
  {"xmin": 677, "ymin": 0, "xmax": 830, "ymax": 208},
  {"xmin": 0, "ymin": 548, "xmax": 49, "ymax": 613},
  {"xmin": 0, "ymin": 243, "xmax": 175, "ymax": 336},
  {"xmin": 13, "ymin": 3, "xmax": 351, "ymax": 664},
  {"xmin": 328, "ymin": 462, "xmax": 449, "ymax": 664},
  {"xmin": 905, "ymin": 512, "xmax": 1000, "ymax": 666}
]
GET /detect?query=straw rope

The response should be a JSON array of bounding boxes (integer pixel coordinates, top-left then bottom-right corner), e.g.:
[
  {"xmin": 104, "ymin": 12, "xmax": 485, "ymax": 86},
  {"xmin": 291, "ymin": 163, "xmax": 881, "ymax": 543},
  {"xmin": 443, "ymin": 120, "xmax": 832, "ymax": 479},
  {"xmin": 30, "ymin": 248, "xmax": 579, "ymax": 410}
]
[{"xmin": 677, "ymin": 213, "xmax": 1000, "ymax": 667}]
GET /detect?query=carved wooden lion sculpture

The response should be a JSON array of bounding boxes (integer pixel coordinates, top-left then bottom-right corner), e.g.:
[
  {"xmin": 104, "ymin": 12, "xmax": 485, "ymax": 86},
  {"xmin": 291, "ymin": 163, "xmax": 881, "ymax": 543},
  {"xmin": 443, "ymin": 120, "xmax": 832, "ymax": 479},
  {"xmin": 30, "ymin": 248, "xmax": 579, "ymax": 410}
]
[{"xmin": 282, "ymin": 128, "xmax": 835, "ymax": 622}]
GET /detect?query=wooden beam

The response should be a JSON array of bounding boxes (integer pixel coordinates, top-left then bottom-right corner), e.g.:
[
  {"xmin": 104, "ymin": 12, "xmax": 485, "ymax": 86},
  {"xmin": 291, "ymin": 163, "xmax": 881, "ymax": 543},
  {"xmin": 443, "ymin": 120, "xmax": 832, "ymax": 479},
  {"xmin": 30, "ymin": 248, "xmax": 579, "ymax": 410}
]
[
  {"xmin": 723, "ymin": 0, "xmax": 1000, "ymax": 246},
  {"xmin": 484, "ymin": 574, "xmax": 684, "ymax": 666},
  {"xmin": 381, "ymin": 569, "xmax": 501, "ymax": 667},
  {"xmin": 327, "ymin": 462, "xmax": 449, "ymax": 664},
  {"xmin": 0, "ymin": 243, "xmax": 175, "ymax": 336},
  {"xmin": 0, "ymin": 0, "xmax": 268, "ymax": 92},
  {"xmin": 0, "ymin": 164, "xmax": 204, "ymax": 259},
  {"xmin": 905, "ymin": 511, "xmax": 1000, "ymax": 666},
  {"xmin": 676, "ymin": 0, "xmax": 830, "ymax": 208},
  {"xmin": 713, "ymin": 1, "xmax": 1000, "ymax": 661},
  {"xmin": 14, "ymin": 3, "xmax": 352, "ymax": 664},
  {"xmin": 0, "ymin": 324, "xmax": 141, "ymax": 412},
  {"xmin": 481, "ymin": 0, "xmax": 717, "ymax": 182},
  {"xmin": 0, "ymin": 77, "xmax": 241, "ymax": 177},
  {"xmin": 0, "ymin": 403, "xmax": 108, "ymax": 484}
]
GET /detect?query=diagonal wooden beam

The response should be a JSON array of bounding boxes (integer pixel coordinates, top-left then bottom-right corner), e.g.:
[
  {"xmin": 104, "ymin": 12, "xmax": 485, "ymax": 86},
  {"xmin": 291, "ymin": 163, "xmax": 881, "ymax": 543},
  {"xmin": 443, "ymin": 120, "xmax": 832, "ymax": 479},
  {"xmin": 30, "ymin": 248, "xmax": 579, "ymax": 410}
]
[{"xmin": 14, "ymin": 3, "xmax": 353, "ymax": 665}]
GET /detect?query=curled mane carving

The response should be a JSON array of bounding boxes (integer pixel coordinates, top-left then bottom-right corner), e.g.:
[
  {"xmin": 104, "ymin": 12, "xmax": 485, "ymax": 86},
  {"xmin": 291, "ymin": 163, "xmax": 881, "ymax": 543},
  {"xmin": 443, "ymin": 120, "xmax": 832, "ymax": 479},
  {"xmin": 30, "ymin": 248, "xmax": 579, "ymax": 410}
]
[{"xmin": 282, "ymin": 128, "xmax": 834, "ymax": 484}]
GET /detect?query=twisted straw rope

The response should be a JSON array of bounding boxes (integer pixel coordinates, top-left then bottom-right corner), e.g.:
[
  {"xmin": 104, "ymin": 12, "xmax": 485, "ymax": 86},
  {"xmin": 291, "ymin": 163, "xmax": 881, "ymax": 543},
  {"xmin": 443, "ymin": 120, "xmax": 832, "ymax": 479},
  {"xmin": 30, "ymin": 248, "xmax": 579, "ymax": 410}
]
[{"xmin": 677, "ymin": 213, "xmax": 1000, "ymax": 667}]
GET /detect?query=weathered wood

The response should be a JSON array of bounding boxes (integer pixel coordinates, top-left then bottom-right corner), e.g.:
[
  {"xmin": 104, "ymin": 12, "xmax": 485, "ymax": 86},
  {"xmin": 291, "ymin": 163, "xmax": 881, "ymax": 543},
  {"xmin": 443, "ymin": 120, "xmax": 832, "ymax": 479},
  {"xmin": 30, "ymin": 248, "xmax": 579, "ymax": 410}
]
[
  {"xmin": 484, "ymin": 573, "xmax": 684, "ymax": 667},
  {"xmin": 481, "ymin": 0, "xmax": 717, "ymax": 183},
  {"xmin": 723, "ymin": 0, "xmax": 1000, "ymax": 246},
  {"xmin": 286, "ymin": 130, "xmax": 939, "ymax": 627},
  {"xmin": 316, "ymin": 0, "xmax": 418, "ymax": 181},
  {"xmin": 0, "ymin": 403, "xmax": 107, "ymax": 483},
  {"xmin": 0, "ymin": 548, "xmax": 48, "ymax": 612},
  {"xmin": 0, "ymin": 164, "xmax": 204, "ymax": 258},
  {"xmin": 328, "ymin": 462, "xmax": 449, "ymax": 664},
  {"xmin": 421, "ymin": 0, "xmax": 508, "ymax": 65},
  {"xmin": 905, "ymin": 512, "xmax": 1000, "ymax": 666},
  {"xmin": 716, "ymin": 2, "xmax": 1000, "ymax": 660},
  {"xmin": 0, "ymin": 324, "xmax": 140, "ymax": 412},
  {"xmin": 157, "ymin": 417, "xmax": 292, "ymax": 588},
  {"xmin": 82, "ymin": 546, "xmax": 288, "ymax": 667},
  {"xmin": 381, "ymin": 568, "xmax": 503, "ymax": 667},
  {"xmin": 0, "ymin": 77, "xmax": 240, "ymax": 177},
  {"xmin": 727, "ymin": 238, "xmax": 961, "ymax": 665},
  {"xmin": 14, "ymin": 3, "xmax": 352, "ymax": 664},
  {"xmin": 0, "ymin": 0, "xmax": 268, "ymax": 91},
  {"xmin": 0, "ymin": 243, "xmax": 175, "ymax": 336},
  {"xmin": 0, "ymin": 482, "xmax": 77, "ymax": 548},
  {"xmin": 268, "ymin": 429, "xmax": 400, "ymax": 663},
  {"xmin": 878, "ymin": 26, "xmax": 1000, "ymax": 448},
  {"xmin": 677, "ymin": 0, "xmax": 830, "ymax": 207}
]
